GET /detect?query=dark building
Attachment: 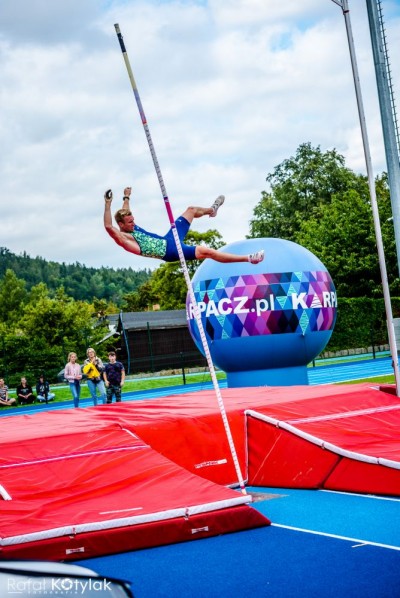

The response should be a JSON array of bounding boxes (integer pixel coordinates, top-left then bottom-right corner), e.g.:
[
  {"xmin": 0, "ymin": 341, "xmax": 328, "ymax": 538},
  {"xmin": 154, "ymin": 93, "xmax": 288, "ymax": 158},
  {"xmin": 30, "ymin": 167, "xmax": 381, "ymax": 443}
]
[{"xmin": 113, "ymin": 310, "xmax": 206, "ymax": 375}]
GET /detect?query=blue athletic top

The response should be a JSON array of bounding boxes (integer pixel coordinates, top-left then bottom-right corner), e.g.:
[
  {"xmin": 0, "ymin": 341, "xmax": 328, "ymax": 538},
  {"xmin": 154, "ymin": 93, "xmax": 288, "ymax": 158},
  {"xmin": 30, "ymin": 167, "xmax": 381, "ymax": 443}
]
[
  {"xmin": 131, "ymin": 225, "xmax": 167, "ymax": 259},
  {"xmin": 131, "ymin": 218, "xmax": 197, "ymax": 262}
]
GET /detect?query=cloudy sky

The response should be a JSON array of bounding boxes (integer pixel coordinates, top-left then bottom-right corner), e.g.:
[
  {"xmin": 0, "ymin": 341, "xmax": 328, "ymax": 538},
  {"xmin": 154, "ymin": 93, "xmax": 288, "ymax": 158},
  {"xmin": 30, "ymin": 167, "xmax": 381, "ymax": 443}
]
[{"xmin": 1, "ymin": 0, "xmax": 399, "ymax": 271}]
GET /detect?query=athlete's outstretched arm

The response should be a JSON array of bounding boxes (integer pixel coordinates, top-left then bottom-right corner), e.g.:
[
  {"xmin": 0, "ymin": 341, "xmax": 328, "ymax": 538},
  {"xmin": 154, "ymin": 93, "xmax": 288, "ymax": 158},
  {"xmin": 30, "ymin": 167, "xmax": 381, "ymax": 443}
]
[
  {"xmin": 104, "ymin": 189, "xmax": 115, "ymax": 231},
  {"xmin": 103, "ymin": 190, "xmax": 140, "ymax": 256},
  {"xmin": 122, "ymin": 186, "xmax": 132, "ymax": 210}
]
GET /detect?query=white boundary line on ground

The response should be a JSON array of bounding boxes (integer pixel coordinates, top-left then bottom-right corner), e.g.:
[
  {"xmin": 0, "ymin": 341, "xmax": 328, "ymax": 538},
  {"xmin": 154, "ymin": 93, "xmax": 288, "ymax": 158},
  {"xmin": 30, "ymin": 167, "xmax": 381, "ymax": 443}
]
[
  {"xmin": 320, "ymin": 489, "xmax": 400, "ymax": 502},
  {"xmin": 271, "ymin": 523, "xmax": 400, "ymax": 551}
]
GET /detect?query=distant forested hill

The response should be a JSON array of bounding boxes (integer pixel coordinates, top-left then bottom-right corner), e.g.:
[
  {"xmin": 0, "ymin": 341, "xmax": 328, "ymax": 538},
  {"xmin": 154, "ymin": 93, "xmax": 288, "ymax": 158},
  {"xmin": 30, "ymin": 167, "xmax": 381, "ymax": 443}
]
[{"xmin": 0, "ymin": 247, "xmax": 151, "ymax": 305}]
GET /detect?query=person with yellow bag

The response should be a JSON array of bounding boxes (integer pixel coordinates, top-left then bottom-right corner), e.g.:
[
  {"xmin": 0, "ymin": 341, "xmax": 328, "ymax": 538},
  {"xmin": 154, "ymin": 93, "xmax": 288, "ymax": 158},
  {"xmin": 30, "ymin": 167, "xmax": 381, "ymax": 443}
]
[{"xmin": 83, "ymin": 348, "xmax": 106, "ymax": 406}]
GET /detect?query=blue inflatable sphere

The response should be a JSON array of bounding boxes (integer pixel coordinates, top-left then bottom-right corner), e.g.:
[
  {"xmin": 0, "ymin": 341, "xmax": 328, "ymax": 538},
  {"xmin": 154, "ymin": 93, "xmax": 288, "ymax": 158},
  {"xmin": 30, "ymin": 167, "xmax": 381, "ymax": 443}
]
[{"xmin": 186, "ymin": 238, "xmax": 337, "ymax": 387}]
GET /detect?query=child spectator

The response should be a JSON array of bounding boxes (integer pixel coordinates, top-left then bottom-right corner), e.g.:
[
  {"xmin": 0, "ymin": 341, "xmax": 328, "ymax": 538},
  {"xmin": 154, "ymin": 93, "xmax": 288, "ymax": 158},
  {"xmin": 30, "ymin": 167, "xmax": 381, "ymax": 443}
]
[
  {"xmin": 0, "ymin": 378, "xmax": 17, "ymax": 407},
  {"xmin": 104, "ymin": 351, "xmax": 125, "ymax": 404},
  {"xmin": 36, "ymin": 374, "xmax": 55, "ymax": 403},
  {"xmin": 64, "ymin": 352, "xmax": 82, "ymax": 408}
]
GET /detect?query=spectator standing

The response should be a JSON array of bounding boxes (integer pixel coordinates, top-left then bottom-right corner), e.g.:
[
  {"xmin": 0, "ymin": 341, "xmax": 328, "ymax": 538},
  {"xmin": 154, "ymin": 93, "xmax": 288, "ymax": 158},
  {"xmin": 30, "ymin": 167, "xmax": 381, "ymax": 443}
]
[
  {"xmin": 16, "ymin": 377, "xmax": 36, "ymax": 405},
  {"xmin": 104, "ymin": 352, "xmax": 125, "ymax": 404},
  {"xmin": 36, "ymin": 374, "xmax": 55, "ymax": 403},
  {"xmin": 83, "ymin": 347, "xmax": 106, "ymax": 406},
  {"xmin": 0, "ymin": 378, "xmax": 17, "ymax": 407},
  {"xmin": 64, "ymin": 352, "xmax": 82, "ymax": 408}
]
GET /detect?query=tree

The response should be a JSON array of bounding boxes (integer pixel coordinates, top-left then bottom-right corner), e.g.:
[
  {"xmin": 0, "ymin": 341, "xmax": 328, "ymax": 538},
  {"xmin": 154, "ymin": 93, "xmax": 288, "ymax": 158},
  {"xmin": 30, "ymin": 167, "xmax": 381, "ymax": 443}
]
[
  {"xmin": 0, "ymin": 269, "xmax": 27, "ymax": 325},
  {"xmin": 0, "ymin": 281, "xmax": 109, "ymax": 385},
  {"xmin": 0, "ymin": 248, "xmax": 151, "ymax": 306},
  {"xmin": 297, "ymin": 189, "xmax": 380, "ymax": 297},
  {"xmin": 249, "ymin": 142, "xmax": 367, "ymax": 241},
  {"xmin": 248, "ymin": 143, "xmax": 400, "ymax": 297},
  {"xmin": 294, "ymin": 170, "xmax": 400, "ymax": 297},
  {"xmin": 123, "ymin": 281, "xmax": 159, "ymax": 312},
  {"xmin": 149, "ymin": 264, "xmax": 189, "ymax": 310},
  {"xmin": 21, "ymin": 284, "xmax": 106, "ymax": 351}
]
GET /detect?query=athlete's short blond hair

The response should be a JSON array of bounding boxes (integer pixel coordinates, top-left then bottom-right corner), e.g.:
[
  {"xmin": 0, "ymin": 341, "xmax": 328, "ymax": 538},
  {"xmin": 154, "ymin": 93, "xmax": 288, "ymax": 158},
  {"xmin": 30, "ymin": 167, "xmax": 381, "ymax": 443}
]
[{"xmin": 114, "ymin": 209, "xmax": 132, "ymax": 224}]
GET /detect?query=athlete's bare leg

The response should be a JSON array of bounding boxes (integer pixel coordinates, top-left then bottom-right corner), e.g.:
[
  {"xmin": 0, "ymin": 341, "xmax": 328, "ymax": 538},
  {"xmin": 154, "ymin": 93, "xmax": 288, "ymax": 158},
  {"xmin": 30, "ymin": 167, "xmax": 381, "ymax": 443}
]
[
  {"xmin": 195, "ymin": 246, "xmax": 264, "ymax": 264},
  {"xmin": 182, "ymin": 195, "xmax": 225, "ymax": 223}
]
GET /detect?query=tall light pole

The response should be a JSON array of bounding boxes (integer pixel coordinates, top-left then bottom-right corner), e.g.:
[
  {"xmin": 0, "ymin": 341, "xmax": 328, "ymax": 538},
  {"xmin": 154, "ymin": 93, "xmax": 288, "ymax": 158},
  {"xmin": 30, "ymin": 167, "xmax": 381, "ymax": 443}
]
[
  {"xmin": 331, "ymin": 0, "xmax": 400, "ymax": 396},
  {"xmin": 366, "ymin": 0, "xmax": 400, "ymax": 277}
]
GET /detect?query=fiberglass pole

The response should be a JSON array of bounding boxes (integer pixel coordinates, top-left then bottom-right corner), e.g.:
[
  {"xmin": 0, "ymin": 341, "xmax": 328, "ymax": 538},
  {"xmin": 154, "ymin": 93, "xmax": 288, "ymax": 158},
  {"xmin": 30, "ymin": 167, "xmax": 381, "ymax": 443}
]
[
  {"xmin": 114, "ymin": 23, "xmax": 248, "ymax": 492},
  {"xmin": 332, "ymin": 0, "xmax": 400, "ymax": 396}
]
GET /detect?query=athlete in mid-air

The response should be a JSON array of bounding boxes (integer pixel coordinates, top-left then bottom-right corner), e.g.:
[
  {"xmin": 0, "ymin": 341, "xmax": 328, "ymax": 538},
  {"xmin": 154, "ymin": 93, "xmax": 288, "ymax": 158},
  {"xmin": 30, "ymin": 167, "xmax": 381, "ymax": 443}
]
[{"xmin": 103, "ymin": 187, "xmax": 264, "ymax": 264}]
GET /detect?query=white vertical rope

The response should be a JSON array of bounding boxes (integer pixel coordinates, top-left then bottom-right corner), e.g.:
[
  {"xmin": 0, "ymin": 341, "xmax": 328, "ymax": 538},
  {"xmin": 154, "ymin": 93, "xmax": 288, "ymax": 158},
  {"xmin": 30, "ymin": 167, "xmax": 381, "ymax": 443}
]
[{"xmin": 114, "ymin": 24, "xmax": 247, "ymax": 493}]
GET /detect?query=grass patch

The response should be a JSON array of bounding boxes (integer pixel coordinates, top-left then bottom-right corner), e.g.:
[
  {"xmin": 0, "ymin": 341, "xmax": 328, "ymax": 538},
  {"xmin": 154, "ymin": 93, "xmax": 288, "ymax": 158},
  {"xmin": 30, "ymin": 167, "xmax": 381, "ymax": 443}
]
[
  {"xmin": 310, "ymin": 352, "xmax": 390, "ymax": 367},
  {"xmin": 340, "ymin": 374, "xmax": 395, "ymax": 385}
]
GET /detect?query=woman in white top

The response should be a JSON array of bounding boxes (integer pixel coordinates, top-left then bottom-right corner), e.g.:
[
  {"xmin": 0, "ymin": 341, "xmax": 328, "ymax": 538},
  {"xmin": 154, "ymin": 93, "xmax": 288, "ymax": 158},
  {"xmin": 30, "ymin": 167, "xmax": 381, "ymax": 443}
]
[{"xmin": 64, "ymin": 352, "xmax": 82, "ymax": 408}]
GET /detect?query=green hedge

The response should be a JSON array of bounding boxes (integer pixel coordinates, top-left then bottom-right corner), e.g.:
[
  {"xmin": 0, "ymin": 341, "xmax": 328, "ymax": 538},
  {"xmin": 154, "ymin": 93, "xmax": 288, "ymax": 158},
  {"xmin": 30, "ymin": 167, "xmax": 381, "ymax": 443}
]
[{"xmin": 325, "ymin": 296, "xmax": 400, "ymax": 352}]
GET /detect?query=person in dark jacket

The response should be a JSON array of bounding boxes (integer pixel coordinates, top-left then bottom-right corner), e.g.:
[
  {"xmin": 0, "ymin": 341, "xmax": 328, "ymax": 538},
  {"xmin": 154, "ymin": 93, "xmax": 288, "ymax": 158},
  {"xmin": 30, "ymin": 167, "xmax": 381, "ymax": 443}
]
[
  {"xmin": 36, "ymin": 374, "xmax": 55, "ymax": 403},
  {"xmin": 104, "ymin": 351, "xmax": 125, "ymax": 404},
  {"xmin": 16, "ymin": 377, "xmax": 36, "ymax": 405}
]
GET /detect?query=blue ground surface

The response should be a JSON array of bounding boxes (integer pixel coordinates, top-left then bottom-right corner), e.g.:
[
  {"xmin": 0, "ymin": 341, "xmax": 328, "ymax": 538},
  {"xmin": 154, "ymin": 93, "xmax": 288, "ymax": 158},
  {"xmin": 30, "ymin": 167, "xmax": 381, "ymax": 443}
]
[
  {"xmin": 251, "ymin": 487, "xmax": 400, "ymax": 549},
  {"xmin": 309, "ymin": 355, "xmax": 394, "ymax": 384},
  {"xmin": 78, "ymin": 487, "xmax": 400, "ymax": 598}
]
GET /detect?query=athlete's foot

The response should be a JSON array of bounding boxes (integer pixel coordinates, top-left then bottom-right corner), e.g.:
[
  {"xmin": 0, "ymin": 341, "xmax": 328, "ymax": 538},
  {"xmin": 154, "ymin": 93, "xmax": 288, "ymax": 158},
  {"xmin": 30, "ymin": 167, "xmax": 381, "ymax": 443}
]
[
  {"xmin": 248, "ymin": 250, "xmax": 264, "ymax": 264},
  {"xmin": 209, "ymin": 195, "xmax": 225, "ymax": 217}
]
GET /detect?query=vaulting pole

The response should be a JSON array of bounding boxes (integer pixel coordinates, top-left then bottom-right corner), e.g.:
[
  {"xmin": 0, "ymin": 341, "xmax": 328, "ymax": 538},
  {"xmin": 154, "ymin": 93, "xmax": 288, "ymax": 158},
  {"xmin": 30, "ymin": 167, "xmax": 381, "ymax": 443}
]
[{"xmin": 114, "ymin": 24, "xmax": 248, "ymax": 492}]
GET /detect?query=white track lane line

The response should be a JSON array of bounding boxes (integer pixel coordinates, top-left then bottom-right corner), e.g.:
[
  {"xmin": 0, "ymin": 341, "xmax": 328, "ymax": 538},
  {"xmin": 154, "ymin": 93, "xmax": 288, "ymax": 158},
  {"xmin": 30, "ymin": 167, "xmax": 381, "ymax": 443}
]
[{"xmin": 272, "ymin": 523, "xmax": 400, "ymax": 551}]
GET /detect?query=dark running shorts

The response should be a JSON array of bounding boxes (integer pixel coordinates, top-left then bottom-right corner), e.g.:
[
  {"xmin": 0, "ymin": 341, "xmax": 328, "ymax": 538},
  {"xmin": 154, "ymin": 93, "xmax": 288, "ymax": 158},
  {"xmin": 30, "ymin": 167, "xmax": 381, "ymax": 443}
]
[{"xmin": 163, "ymin": 216, "xmax": 197, "ymax": 262}]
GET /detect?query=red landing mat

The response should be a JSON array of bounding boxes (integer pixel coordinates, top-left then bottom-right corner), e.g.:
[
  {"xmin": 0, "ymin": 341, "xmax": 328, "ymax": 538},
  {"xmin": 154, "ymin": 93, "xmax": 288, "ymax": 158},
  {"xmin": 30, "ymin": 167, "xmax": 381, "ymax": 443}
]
[
  {"xmin": 57, "ymin": 382, "xmax": 398, "ymax": 494},
  {"xmin": 0, "ymin": 418, "xmax": 268, "ymax": 561},
  {"xmin": 245, "ymin": 384, "xmax": 400, "ymax": 495}
]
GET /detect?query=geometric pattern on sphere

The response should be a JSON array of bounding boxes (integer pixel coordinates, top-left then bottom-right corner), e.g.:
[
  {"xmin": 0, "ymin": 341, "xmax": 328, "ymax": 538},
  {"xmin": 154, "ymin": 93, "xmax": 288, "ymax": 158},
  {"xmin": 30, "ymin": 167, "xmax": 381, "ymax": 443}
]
[{"xmin": 187, "ymin": 271, "xmax": 337, "ymax": 342}]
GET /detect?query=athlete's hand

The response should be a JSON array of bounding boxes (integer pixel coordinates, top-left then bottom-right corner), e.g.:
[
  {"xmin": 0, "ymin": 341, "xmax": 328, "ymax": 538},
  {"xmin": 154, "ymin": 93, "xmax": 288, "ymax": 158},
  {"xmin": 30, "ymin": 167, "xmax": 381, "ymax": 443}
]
[
  {"xmin": 104, "ymin": 189, "xmax": 113, "ymax": 202},
  {"xmin": 123, "ymin": 187, "xmax": 132, "ymax": 198}
]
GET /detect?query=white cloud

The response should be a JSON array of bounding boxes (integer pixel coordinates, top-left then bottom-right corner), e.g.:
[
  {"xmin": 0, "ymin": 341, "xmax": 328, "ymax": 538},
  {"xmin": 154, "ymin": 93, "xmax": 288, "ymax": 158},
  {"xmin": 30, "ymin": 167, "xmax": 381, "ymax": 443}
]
[{"xmin": 0, "ymin": 0, "xmax": 399, "ymax": 270}]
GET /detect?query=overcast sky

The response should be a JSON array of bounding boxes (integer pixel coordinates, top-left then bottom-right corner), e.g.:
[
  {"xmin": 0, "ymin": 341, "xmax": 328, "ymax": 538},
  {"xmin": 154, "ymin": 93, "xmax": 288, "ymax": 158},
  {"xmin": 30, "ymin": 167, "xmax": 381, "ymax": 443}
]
[{"xmin": 1, "ymin": 0, "xmax": 399, "ymax": 271}]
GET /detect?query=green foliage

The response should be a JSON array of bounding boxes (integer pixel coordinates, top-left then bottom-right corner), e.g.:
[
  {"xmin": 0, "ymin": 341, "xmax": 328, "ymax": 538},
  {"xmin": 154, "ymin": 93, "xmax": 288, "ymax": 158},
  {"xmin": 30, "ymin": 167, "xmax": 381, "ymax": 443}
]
[
  {"xmin": 0, "ymin": 269, "xmax": 28, "ymax": 325},
  {"xmin": 325, "ymin": 296, "xmax": 400, "ymax": 352},
  {"xmin": 0, "ymin": 278, "xmax": 109, "ymax": 386},
  {"xmin": 122, "ymin": 280, "xmax": 159, "ymax": 312},
  {"xmin": 150, "ymin": 264, "xmax": 189, "ymax": 310},
  {"xmin": 0, "ymin": 247, "xmax": 151, "ymax": 306},
  {"xmin": 249, "ymin": 143, "xmax": 400, "ymax": 297},
  {"xmin": 296, "ymin": 174, "xmax": 399, "ymax": 297},
  {"xmin": 297, "ymin": 189, "xmax": 380, "ymax": 297},
  {"xmin": 249, "ymin": 142, "xmax": 366, "ymax": 240}
]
